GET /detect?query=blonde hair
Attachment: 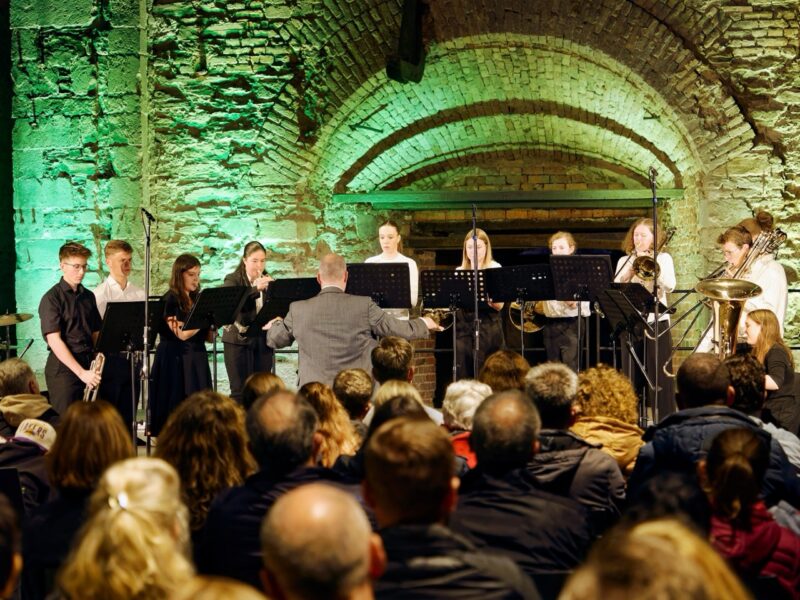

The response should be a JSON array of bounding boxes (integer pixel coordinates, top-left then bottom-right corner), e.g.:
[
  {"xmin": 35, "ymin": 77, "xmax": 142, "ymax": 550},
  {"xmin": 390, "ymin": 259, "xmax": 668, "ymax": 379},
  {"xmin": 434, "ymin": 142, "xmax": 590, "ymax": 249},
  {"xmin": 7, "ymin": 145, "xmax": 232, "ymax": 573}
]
[
  {"xmin": 298, "ymin": 382, "xmax": 358, "ymax": 467},
  {"xmin": 561, "ymin": 519, "xmax": 750, "ymax": 600},
  {"xmin": 747, "ymin": 309, "xmax": 793, "ymax": 368},
  {"xmin": 170, "ymin": 576, "xmax": 267, "ymax": 600},
  {"xmin": 460, "ymin": 228, "xmax": 494, "ymax": 269},
  {"xmin": 373, "ymin": 380, "xmax": 423, "ymax": 408},
  {"xmin": 575, "ymin": 365, "xmax": 640, "ymax": 425},
  {"xmin": 549, "ymin": 231, "xmax": 576, "ymax": 250},
  {"xmin": 58, "ymin": 458, "xmax": 194, "ymax": 600}
]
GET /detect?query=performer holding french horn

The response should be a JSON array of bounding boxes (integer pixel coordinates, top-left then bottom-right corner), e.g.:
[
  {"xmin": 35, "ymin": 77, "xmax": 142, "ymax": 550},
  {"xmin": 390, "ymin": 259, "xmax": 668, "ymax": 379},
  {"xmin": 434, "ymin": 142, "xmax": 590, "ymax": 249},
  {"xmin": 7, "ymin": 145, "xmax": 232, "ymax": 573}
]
[{"xmin": 614, "ymin": 218, "xmax": 676, "ymax": 419}]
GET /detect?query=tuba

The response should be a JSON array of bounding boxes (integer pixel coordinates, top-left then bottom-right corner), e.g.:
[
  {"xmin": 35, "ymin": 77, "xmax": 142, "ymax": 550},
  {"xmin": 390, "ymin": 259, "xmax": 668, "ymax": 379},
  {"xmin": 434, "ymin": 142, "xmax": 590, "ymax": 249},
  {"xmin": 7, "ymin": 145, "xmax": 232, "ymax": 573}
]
[
  {"xmin": 694, "ymin": 279, "xmax": 761, "ymax": 359},
  {"xmin": 507, "ymin": 301, "xmax": 546, "ymax": 333},
  {"xmin": 82, "ymin": 353, "xmax": 105, "ymax": 402}
]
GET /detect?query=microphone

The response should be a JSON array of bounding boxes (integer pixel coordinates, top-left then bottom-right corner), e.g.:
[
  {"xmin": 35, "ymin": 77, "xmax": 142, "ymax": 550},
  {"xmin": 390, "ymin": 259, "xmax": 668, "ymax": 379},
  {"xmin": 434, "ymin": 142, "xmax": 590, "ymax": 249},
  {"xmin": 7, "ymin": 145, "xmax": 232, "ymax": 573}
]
[
  {"xmin": 141, "ymin": 208, "xmax": 156, "ymax": 222},
  {"xmin": 648, "ymin": 167, "xmax": 658, "ymax": 182}
]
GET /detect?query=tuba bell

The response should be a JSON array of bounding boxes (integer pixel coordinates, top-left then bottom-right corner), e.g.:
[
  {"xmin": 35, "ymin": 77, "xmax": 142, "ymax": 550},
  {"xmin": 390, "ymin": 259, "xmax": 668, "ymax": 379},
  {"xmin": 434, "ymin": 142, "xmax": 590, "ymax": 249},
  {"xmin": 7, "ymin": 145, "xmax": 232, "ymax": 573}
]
[{"xmin": 694, "ymin": 279, "xmax": 761, "ymax": 360}]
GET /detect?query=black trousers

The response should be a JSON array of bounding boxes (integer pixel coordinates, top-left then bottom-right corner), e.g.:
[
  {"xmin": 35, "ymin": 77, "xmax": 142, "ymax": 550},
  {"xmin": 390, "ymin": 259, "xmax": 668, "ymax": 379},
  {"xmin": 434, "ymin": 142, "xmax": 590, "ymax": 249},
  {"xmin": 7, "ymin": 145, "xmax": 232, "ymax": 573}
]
[
  {"xmin": 223, "ymin": 338, "xmax": 274, "ymax": 402},
  {"xmin": 98, "ymin": 353, "xmax": 140, "ymax": 433},
  {"xmin": 455, "ymin": 311, "xmax": 504, "ymax": 379},
  {"xmin": 543, "ymin": 317, "xmax": 579, "ymax": 371},
  {"xmin": 45, "ymin": 351, "xmax": 92, "ymax": 415},
  {"xmin": 621, "ymin": 326, "xmax": 676, "ymax": 423}
]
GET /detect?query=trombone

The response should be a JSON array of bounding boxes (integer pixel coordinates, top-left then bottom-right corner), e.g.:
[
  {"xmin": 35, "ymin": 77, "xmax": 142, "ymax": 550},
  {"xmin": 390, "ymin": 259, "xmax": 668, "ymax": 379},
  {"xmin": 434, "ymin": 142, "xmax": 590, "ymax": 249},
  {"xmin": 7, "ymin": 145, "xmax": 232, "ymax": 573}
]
[{"xmin": 82, "ymin": 353, "xmax": 105, "ymax": 402}]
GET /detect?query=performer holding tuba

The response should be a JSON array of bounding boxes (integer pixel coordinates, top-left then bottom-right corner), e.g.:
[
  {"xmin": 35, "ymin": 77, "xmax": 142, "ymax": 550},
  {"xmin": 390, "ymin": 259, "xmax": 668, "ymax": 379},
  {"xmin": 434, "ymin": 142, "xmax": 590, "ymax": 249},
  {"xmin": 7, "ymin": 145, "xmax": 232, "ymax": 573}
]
[
  {"xmin": 614, "ymin": 218, "xmax": 676, "ymax": 419},
  {"xmin": 222, "ymin": 241, "xmax": 274, "ymax": 403}
]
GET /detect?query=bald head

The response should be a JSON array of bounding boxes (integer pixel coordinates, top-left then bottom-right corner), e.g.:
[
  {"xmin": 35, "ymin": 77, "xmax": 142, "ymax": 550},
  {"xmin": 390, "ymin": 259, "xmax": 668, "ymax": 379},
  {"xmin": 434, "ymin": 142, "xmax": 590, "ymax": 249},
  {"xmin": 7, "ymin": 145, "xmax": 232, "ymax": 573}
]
[
  {"xmin": 318, "ymin": 253, "xmax": 347, "ymax": 287},
  {"xmin": 261, "ymin": 484, "xmax": 376, "ymax": 600},
  {"xmin": 470, "ymin": 390, "xmax": 541, "ymax": 475}
]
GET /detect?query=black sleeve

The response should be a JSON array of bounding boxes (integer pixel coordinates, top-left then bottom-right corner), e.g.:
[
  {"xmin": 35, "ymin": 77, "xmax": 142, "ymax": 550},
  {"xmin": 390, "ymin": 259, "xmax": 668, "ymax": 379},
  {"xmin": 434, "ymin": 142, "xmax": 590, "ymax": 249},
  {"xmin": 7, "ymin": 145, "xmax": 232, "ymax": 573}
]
[
  {"xmin": 164, "ymin": 292, "xmax": 179, "ymax": 319},
  {"xmin": 765, "ymin": 346, "xmax": 791, "ymax": 388},
  {"xmin": 38, "ymin": 289, "xmax": 61, "ymax": 339},
  {"xmin": 88, "ymin": 293, "xmax": 102, "ymax": 333}
]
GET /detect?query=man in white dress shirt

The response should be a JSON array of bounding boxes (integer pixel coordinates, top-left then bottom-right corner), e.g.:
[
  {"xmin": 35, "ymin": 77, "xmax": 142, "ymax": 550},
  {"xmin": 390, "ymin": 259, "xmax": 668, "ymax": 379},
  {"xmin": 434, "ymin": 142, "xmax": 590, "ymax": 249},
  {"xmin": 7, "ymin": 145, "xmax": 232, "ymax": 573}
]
[{"xmin": 93, "ymin": 240, "xmax": 146, "ymax": 431}]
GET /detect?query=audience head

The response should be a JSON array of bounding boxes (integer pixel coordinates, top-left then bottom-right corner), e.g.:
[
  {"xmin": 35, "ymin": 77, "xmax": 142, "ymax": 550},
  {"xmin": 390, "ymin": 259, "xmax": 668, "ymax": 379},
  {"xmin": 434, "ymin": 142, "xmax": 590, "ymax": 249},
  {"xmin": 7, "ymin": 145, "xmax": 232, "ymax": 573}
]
[
  {"xmin": 318, "ymin": 254, "xmax": 347, "ymax": 287},
  {"xmin": 0, "ymin": 495, "xmax": 20, "ymax": 599},
  {"xmin": 365, "ymin": 396, "xmax": 429, "ymax": 444},
  {"xmin": 724, "ymin": 354, "xmax": 766, "ymax": 416},
  {"xmin": 246, "ymin": 390, "xmax": 319, "ymax": 474},
  {"xmin": 171, "ymin": 576, "xmax": 267, "ymax": 600},
  {"xmin": 675, "ymin": 353, "xmax": 731, "ymax": 409},
  {"xmin": 701, "ymin": 427, "xmax": 769, "ymax": 529},
  {"xmin": 373, "ymin": 379, "xmax": 423, "ymax": 408},
  {"xmin": 364, "ymin": 418, "xmax": 457, "ymax": 527},
  {"xmin": 333, "ymin": 368, "xmax": 373, "ymax": 420},
  {"xmin": 561, "ymin": 519, "xmax": 750, "ymax": 600},
  {"xmin": 58, "ymin": 458, "xmax": 194, "ymax": 600},
  {"xmin": 156, "ymin": 391, "xmax": 256, "ymax": 531},
  {"xmin": 261, "ymin": 484, "xmax": 384, "ymax": 600},
  {"xmin": 0, "ymin": 358, "xmax": 40, "ymax": 397},
  {"xmin": 298, "ymin": 382, "xmax": 358, "ymax": 467},
  {"xmin": 470, "ymin": 390, "xmax": 541, "ymax": 476},
  {"xmin": 478, "ymin": 350, "xmax": 530, "ymax": 393},
  {"xmin": 48, "ymin": 400, "xmax": 134, "ymax": 492},
  {"xmin": 622, "ymin": 471, "xmax": 712, "ymax": 536},
  {"xmin": 371, "ymin": 336, "xmax": 414, "ymax": 384},
  {"xmin": 745, "ymin": 308, "xmax": 793, "ymax": 368},
  {"xmin": 575, "ymin": 364, "xmax": 639, "ymax": 425},
  {"xmin": 241, "ymin": 372, "xmax": 286, "ymax": 412},
  {"xmin": 442, "ymin": 379, "xmax": 492, "ymax": 431},
  {"xmin": 524, "ymin": 362, "xmax": 578, "ymax": 429}
]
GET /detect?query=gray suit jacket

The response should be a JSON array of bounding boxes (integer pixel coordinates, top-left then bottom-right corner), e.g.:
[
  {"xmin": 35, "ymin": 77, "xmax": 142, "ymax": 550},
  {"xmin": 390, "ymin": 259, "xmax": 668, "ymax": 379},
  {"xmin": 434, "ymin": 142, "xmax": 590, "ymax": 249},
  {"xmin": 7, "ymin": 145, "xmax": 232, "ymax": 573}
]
[{"xmin": 266, "ymin": 287, "xmax": 429, "ymax": 387}]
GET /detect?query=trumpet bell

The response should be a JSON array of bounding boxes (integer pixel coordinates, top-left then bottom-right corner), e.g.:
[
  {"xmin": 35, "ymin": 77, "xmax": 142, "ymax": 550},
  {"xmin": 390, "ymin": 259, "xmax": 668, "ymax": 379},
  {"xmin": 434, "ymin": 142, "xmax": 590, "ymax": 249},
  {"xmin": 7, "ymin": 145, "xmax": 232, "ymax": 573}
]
[
  {"xmin": 694, "ymin": 278, "xmax": 762, "ymax": 301},
  {"xmin": 695, "ymin": 278, "xmax": 762, "ymax": 361}
]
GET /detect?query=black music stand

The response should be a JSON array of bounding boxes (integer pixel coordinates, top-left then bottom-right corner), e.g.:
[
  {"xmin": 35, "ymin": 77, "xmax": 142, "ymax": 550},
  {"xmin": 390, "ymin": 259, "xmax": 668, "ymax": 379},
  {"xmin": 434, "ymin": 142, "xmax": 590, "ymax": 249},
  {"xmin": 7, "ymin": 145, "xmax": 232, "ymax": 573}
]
[
  {"xmin": 421, "ymin": 269, "xmax": 484, "ymax": 382},
  {"xmin": 484, "ymin": 265, "xmax": 553, "ymax": 361},
  {"xmin": 550, "ymin": 255, "xmax": 612, "ymax": 372},
  {"xmin": 96, "ymin": 300, "xmax": 163, "ymax": 446},
  {"xmin": 346, "ymin": 263, "xmax": 411, "ymax": 309},
  {"xmin": 183, "ymin": 286, "xmax": 251, "ymax": 391},
  {"xmin": 247, "ymin": 277, "xmax": 321, "ymax": 336}
]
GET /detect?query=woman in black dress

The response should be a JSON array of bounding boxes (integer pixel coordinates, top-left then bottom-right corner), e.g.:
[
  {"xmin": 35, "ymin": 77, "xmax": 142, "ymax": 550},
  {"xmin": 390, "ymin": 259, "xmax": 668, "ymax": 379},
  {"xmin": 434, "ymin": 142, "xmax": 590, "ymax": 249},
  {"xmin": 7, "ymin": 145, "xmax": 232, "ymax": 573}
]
[
  {"xmin": 744, "ymin": 308, "xmax": 798, "ymax": 434},
  {"xmin": 222, "ymin": 241, "xmax": 274, "ymax": 402},
  {"xmin": 150, "ymin": 254, "xmax": 212, "ymax": 435}
]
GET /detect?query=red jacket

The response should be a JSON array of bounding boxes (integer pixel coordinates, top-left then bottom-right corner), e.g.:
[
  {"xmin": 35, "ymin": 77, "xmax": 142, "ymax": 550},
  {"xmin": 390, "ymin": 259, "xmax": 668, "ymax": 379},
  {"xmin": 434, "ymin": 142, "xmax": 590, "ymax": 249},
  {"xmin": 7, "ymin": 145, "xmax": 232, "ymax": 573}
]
[
  {"xmin": 711, "ymin": 501, "xmax": 800, "ymax": 599},
  {"xmin": 451, "ymin": 431, "xmax": 477, "ymax": 469}
]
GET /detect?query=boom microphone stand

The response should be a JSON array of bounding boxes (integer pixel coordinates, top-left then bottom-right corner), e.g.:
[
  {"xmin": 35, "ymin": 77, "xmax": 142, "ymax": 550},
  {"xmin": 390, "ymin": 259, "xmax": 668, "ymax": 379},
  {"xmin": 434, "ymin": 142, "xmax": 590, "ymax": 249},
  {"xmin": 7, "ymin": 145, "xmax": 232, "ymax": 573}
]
[
  {"xmin": 649, "ymin": 167, "xmax": 661, "ymax": 424},
  {"xmin": 141, "ymin": 207, "xmax": 155, "ymax": 454},
  {"xmin": 471, "ymin": 204, "xmax": 480, "ymax": 377}
]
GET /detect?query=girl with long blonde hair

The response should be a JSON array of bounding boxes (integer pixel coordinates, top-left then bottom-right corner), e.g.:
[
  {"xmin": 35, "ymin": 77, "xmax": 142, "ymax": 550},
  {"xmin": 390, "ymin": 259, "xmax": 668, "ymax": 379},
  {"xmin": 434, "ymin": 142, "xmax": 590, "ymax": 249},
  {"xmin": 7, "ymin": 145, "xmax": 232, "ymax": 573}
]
[{"xmin": 298, "ymin": 382, "xmax": 359, "ymax": 467}]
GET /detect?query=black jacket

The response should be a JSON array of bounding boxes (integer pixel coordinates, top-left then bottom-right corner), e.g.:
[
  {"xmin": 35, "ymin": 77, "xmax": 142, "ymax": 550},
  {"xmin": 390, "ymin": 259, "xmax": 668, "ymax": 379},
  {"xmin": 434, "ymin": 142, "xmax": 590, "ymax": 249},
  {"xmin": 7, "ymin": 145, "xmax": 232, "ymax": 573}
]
[
  {"xmin": 0, "ymin": 439, "xmax": 51, "ymax": 514},
  {"xmin": 527, "ymin": 429, "xmax": 625, "ymax": 535},
  {"xmin": 220, "ymin": 270, "xmax": 266, "ymax": 345},
  {"xmin": 376, "ymin": 523, "xmax": 540, "ymax": 599}
]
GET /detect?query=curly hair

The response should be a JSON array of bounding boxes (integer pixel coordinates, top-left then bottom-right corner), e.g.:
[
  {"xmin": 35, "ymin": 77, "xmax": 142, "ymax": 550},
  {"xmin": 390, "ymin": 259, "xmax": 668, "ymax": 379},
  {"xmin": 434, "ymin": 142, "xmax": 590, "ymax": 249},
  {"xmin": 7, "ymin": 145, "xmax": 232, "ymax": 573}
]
[
  {"xmin": 575, "ymin": 365, "xmax": 639, "ymax": 425},
  {"xmin": 57, "ymin": 458, "xmax": 194, "ymax": 600},
  {"xmin": 298, "ymin": 382, "xmax": 358, "ymax": 467},
  {"xmin": 155, "ymin": 391, "xmax": 256, "ymax": 531}
]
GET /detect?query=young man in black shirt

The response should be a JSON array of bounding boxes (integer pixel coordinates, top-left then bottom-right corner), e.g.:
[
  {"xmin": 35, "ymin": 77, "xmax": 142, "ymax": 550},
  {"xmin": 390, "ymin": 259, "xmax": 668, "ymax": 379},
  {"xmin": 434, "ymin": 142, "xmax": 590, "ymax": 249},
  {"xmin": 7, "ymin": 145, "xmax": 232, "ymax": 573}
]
[{"xmin": 38, "ymin": 242, "xmax": 102, "ymax": 414}]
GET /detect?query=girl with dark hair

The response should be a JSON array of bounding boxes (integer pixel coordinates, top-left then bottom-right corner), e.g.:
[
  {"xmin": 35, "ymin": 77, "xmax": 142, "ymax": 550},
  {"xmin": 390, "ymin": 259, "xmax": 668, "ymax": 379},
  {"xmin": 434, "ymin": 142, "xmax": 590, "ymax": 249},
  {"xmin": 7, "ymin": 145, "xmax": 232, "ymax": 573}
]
[
  {"xmin": 745, "ymin": 309, "xmax": 798, "ymax": 433},
  {"xmin": 222, "ymin": 241, "xmax": 275, "ymax": 401},
  {"xmin": 150, "ymin": 254, "xmax": 212, "ymax": 435},
  {"xmin": 365, "ymin": 220, "xmax": 419, "ymax": 319},
  {"xmin": 701, "ymin": 427, "xmax": 800, "ymax": 598}
]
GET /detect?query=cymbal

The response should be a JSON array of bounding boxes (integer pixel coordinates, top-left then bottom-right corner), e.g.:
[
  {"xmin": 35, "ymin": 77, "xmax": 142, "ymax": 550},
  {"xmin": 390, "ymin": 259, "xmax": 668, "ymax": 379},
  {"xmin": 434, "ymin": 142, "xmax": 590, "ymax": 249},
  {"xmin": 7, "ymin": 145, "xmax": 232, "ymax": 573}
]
[{"xmin": 0, "ymin": 313, "xmax": 33, "ymax": 327}]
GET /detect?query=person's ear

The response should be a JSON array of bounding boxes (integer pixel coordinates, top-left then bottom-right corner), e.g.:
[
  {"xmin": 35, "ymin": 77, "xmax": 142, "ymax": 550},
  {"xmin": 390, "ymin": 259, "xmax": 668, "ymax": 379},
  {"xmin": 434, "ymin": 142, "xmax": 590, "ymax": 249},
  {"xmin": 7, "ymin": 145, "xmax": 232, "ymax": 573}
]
[
  {"xmin": 532, "ymin": 439, "xmax": 541, "ymax": 455},
  {"xmin": 696, "ymin": 459, "xmax": 710, "ymax": 492},
  {"xmin": 441, "ymin": 476, "xmax": 460, "ymax": 519},
  {"xmin": 316, "ymin": 273, "xmax": 322, "ymax": 286},
  {"xmin": 310, "ymin": 431, "xmax": 323, "ymax": 463},
  {"xmin": 725, "ymin": 385, "xmax": 735, "ymax": 407},
  {"xmin": 368, "ymin": 533, "xmax": 387, "ymax": 580},
  {"xmin": 406, "ymin": 367, "xmax": 414, "ymax": 383}
]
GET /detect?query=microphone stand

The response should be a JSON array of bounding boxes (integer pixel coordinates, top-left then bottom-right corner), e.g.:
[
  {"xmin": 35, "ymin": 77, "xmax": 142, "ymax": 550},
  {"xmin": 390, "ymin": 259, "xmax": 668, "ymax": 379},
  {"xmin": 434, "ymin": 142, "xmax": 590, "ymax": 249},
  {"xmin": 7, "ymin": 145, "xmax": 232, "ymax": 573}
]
[
  {"xmin": 471, "ymin": 205, "xmax": 480, "ymax": 377},
  {"xmin": 141, "ymin": 208, "xmax": 155, "ymax": 454},
  {"xmin": 648, "ymin": 167, "xmax": 660, "ymax": 425}
]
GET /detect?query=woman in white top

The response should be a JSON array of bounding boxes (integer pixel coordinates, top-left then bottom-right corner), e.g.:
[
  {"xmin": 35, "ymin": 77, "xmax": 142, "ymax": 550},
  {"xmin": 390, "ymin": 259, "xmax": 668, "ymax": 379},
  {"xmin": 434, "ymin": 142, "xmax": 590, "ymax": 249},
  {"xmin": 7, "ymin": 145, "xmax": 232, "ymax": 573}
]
[
  {"xmin": 365, "ymin": 220, "xmax": 418, "ymax": 319},
  {"xmin": 455, "ymin": 228, "xmax": 504, "ymax": 379},
  {"xmin": 614, "ymin": 218, "xmax": 676, "ymax": 420}
]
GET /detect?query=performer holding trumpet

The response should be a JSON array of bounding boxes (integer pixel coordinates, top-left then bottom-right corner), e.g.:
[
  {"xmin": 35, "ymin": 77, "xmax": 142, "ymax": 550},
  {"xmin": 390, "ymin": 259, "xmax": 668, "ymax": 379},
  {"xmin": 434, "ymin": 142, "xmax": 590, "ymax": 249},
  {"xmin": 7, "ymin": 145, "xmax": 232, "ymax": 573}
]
[{"xmin": 614, "ymin": 218, "xmax": 676, "ymax": 419}]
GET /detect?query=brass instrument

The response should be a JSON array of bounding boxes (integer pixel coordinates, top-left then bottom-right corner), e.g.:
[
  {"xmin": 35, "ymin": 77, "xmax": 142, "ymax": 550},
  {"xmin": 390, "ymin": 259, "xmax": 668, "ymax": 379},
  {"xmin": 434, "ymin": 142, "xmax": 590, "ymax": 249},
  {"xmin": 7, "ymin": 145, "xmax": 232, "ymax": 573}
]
[
  {"xmin": 695, "ymin": 279, "xmax": 761, "ymax": 359},
  {"xmin": 421, "ymin": 308, "xmax": 454, "ymax": 331},
  {"xmin": 631, "ymin": 227, "xmax": 676, "ymax": 282},
  {"xmin": 508, "ymin": 301, "xmax": 546, "ymax": 333},
  {"xmin": 82, "ymin": 353, "xmax": 105, "ymax": 402}
]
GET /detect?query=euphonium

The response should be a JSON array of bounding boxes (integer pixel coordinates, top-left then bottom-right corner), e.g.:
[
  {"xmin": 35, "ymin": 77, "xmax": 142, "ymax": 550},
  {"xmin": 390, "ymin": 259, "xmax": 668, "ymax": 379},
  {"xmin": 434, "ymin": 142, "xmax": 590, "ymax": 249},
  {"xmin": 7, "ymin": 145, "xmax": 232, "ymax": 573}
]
[{"xmin": 82, "ymin": 352, "xmax": 105, "ymax": 402}]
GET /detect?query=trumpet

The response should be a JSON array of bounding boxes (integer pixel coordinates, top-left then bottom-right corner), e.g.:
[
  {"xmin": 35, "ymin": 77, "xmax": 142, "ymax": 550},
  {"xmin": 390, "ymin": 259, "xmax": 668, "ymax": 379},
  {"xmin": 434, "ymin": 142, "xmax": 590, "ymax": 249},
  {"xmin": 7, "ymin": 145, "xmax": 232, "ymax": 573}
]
[{"xmin": 82, "ymin": 353, "xmax": 105, "ymax": 402}]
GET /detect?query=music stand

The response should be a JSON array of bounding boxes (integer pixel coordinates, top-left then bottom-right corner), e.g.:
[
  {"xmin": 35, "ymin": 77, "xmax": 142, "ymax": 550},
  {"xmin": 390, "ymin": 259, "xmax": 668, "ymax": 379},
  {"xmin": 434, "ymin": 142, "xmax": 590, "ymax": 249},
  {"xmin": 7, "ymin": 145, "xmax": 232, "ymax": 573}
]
[
  {"xmin": 550, "ymin": 255, "xmax": 612, "ymax": 372},
  {"xmin": 421, "ymin": 269, "xmax": 485, "ymax": 382},
  {"xmin": 246, "ymin": 278, "xmax": 321, "ymax": 336},
  {"xmin": 96, "ymin": 300, "xmax": 163, "ymax": 446},
  {"xmin": 346, "ymin": 263, "xmax": 411, "ymax": 309},
  {"xmin": 183, "ymin": 287, "xmax": 251, "ymax": 391},
  {"xmin": 484, "ymin": 265, "xmax": 553, "ymax": 361}
]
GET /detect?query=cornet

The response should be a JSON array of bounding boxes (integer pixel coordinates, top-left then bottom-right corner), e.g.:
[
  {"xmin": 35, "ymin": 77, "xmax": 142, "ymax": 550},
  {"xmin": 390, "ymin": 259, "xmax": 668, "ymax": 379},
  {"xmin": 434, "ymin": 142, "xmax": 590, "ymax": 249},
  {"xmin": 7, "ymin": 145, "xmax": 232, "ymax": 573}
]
[{"xmin": 82, "ymin": 353, "xmax": 105, "ymax": 402}]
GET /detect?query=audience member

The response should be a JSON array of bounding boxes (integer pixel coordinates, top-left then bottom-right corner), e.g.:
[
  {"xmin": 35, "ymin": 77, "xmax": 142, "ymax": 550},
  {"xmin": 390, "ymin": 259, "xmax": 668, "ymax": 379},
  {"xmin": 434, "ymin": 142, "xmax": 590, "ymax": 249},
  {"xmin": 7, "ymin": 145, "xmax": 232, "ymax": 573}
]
[
  {"xmin": 241, "ymin": 372, "xmax": 286, "ymax": 412},
  {"xmin": 298, "ymin": 382, "xmax": 359, "ymax": 467},
  {"xmin": 0, "ymin": 418, "xmax": 56, "ymax": 513},
  {"xmin": 571, "ymin": 365, "xmax": 644, "ymax": 476},
  {"xmin": 627, "ymin": 353, "xmax": 800, "ymax": 508},
  {"xmin": 198, "ymin": 390, "xmax": 358, "ymax": 589},
  {"xmin": 0, "ymin": 358, "xmax": 59, "ymax": 439},
  {"xmin": 171, "ymin": 576, "xmax": 267, "ymax": 600},
  {"xmin": 261, "ymin": 484, "xmax": 384, "ymax": 600},
  {"xmin": 371, "ymin": 380, "xmax": 442, "ymax": 425},
  {"xmin": 478, "ymin": 350, "xmax": 530, "ymax": 393},
  {"xmin": 56, "ymin": 457, "xmax": 194, "ymax": 599},
  {"xmin": 449, "ymin": 390, "xmax": 591, "ymax": 596},
  {"xmin": 524, "ymin": 363, "xmax": 625, "ymax": 535},
  {"xmin": 22, "ymin": 400, "xmax": 134, "ymax": 599},
  {"xmin": 364, "ymin": 417, "xmax": 539, "ymax": 599},
  {"xmin": 333, "ymin": 368, "xmax": 373, "ymax": 421},
  {"xmin": 442, "ymin": 379, "xmax": 492, "ymax": 469},
  {"xmin": 0, "ymin": 495, "xmax": 21, "ymax": 600},
  {"xmin": 700, "ymin": 427, "xmax": 800, "ymax": 599},
  {"xmin": 155, "ymin": 390, "xmax": 256, "ymax": 556},
  {"xmin": 560, "ymin": 519, "xmax": 750, "ymax": 600},
  {"xmin": 726, "ymin": 353, "xmax": 800, "ymax": 468}
]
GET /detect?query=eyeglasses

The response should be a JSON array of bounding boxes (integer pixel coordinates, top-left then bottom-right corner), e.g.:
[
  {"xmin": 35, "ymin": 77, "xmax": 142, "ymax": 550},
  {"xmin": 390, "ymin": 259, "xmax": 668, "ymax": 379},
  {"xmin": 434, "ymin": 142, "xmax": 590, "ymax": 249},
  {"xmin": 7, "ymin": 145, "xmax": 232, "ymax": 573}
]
[{"xmin": 62, "ymin": 262, "xmax": 88, "ymax": 271}]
